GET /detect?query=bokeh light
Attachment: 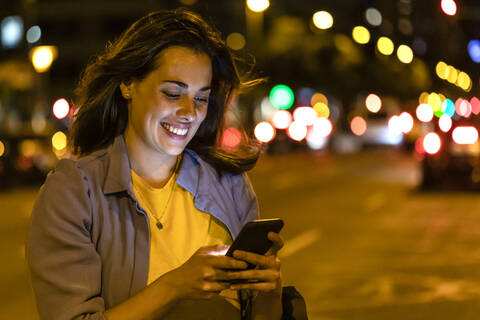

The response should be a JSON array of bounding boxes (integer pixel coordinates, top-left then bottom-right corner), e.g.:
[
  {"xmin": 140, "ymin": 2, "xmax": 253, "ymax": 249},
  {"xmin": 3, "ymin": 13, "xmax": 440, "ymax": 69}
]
[
  {"xmin": 452, "ymin": 126, "xmax": 478, "ymax": 144},
  {"xmin": 352, "ymin": 26, "xmax": 370, "ymax": 44},
  {"xmin": 1, "ymin": 16, "xmax": 23, "ymax": 48},
  {"xmin": 287, "ymin": 121, "xmax": 308, "ymax": 141},
  {"xmin": 441, "ymin": 0, "xmax": 457, "ymax": 16},
  {"xmin": 269, "ymin": 84, "xmax": 294, "ymax": 110},
  {"xmin": 377, "ymin": 37, "xmax": 394, "ymax": 55},
  {"xmin": 438, "ymin": 114, "xmax": 452, "ymax": 132},
  {"xmin": 313, "ymin": 102, "xmax": 330, "ymax": 118},
  {"xmin": 19, "ymin": 140, "xmax": 36, "ymax": 157},
  {"xmin": 399, "ymin": 112, "xmax": 414, "ymax": 134},
  {"xmin": 388, "ymin": 115, "xmax": 403, "ymax": 136},
  {"xmin": 436, "ymin": 61, "xmax": 449, "ymax": 79},
  {"xmin": 226, "ymin": 33, "xmax": 246, "ymax": 50},
  {"xmin": 418, "ymin": 91, "xmax": 429, "ymax": 104},
  {"xmin": 470, "ymin": 97, "xmax": 480, "ymax": 115},
  {"xmin": 247, "ymin": 0, "xmax": 270, "ymax": 12},
  {"xmin": 415, "ymin": 103, "xmax": 433, "ymax": 122},
  {"xmin": 293, "ymin": 106, "xmax": 316, "ymax": 126},
  {"xmin": 221, "ymin": 127, "xmax": 242, "ymax": 149},
  {"xmin": 365, "ymin": 93, "xmax": 382, "ymax": 113},
  {"xmin": 311, "ymin": 117, "xmax": 333, "ymax": 138},
  {"xmin": 396, "ymin": 44, "xmax": 413, "ymax": 64},
  {"xmin": 423, "ymin": 132, "xmax": 441, "ymax": 154},
  {"xmin": 271, "ymin": 109, "xmax": 292, "ymax": 129},
  {"xmin": 0, "ymin": 141, "xmax": 5, "ymax": 157},
  {"xmin": 30, "ymin": 45, "xmax": 58, "ymax": 73},
  {"xmin": 365, "ymin": 8, "xmax": 382, "ymax": 26},
  {"xmin": 26, "ymin": 25, "xmax": 41, "ymax": 43},
  {"xmin": 350, "ymin": 116, "xmax": 367, "ymax": 136},
  {"xmin": 446, "ymin": 66, "xmax": 458, "ymax": 83},
  {"xmin": 254, "ymin": 122, "xmax": 275, "ymax": 143},
  {"xmin": 442, "ymin": 98, "xmax": 455, "ymax": 117},
  {"xmin": 313, "ymin": 11, "xmax": 334, "ymax": 30},
  {"xmin": 468, "ymin": 40, "xmax": 480, "ymax": 63},
  {"xmin": 310, "ymin": 92, "xmax": 328, "ymax": 106},
  {"xmin": 52, "ymin": 98, "xmax": 70, "ymax": 119},
  {"xmin": 428, "ymin": 93, "xmax": 443, "ymax": 117},
  {"xmin": 52, "ymin": 131, "xmax": 67, "ymax": 151}
]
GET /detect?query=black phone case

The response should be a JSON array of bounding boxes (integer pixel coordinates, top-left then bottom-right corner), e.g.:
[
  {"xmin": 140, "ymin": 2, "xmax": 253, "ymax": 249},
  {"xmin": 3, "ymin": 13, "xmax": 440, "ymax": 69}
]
[{"xmin": 226, "ymin": 218, "xmax": 284, "ymax": 269}]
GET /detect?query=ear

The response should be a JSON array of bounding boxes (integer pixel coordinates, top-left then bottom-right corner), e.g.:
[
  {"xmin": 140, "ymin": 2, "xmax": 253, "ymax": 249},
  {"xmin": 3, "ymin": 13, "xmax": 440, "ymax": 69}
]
[{"xmin": 119, "ymin": 82, "xmax": 132, "ymax": 100}]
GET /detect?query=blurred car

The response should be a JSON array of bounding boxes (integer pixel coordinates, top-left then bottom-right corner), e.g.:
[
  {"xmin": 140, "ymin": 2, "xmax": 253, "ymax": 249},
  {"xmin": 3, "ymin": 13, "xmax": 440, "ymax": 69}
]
[{"xmin": 419, "ymin": 117, "xmax": 480, "ymax": 190}]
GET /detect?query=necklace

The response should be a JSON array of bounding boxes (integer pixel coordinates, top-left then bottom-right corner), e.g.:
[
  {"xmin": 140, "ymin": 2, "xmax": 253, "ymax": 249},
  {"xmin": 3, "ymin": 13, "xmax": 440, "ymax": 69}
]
[{"xmin": 132, "ymin": 156, "xmax": 181, "ymax": 230}]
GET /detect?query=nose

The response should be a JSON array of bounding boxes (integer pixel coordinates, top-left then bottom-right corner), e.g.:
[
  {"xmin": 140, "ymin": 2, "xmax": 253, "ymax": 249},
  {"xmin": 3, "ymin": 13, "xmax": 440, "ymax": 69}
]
[{"xmin": 176, "ymin": 96, "xmax": 195, "ymax": 122}]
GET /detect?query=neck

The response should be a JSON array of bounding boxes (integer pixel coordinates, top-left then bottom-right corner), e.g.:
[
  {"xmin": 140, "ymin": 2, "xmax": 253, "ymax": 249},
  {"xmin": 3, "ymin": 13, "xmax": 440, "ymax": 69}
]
[{"xmin": 124, "ymin": 133, "xmax": 179, "ymax": 188}]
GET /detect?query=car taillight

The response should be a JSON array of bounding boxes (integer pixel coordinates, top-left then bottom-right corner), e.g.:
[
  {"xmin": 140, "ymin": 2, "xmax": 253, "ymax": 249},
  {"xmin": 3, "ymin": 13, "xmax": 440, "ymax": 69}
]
[{"xmin": 452, "ymin": 126, "xmax": 478, "ymax": 145}]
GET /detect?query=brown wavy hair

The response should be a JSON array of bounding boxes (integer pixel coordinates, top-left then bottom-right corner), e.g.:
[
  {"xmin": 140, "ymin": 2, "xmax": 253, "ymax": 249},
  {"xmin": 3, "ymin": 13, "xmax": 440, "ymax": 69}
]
[{"xmin": 70, "ymin": 8, "xmax": 262, "ymax": 173}]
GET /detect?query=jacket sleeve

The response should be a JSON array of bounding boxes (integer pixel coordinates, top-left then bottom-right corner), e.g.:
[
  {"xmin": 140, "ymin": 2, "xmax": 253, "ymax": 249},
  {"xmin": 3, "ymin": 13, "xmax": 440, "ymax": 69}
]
[
  {"xmin": 231, "ymin": 172, "xmax": 260, "ymax": 224},
  {"xmin": 26, "ymin": 160, "xmax": 106, "ymax": 320}
]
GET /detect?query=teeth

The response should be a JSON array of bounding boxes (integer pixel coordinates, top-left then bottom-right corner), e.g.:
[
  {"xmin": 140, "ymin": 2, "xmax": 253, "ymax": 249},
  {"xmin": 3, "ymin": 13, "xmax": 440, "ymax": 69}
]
[{"xmin": 162, "ymin": 122, "xmax": 188, "ymax": 136}]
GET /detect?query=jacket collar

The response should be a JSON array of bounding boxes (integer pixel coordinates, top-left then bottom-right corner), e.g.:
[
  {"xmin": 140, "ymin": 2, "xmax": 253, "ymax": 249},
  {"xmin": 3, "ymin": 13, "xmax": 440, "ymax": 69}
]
[
  {"xmin": 103, "ymin": 135, "xmax": 134, "ymax": 196},
  {"xmin": 102, "ymin": 135, "xmax": 202, "ymax": 198}
]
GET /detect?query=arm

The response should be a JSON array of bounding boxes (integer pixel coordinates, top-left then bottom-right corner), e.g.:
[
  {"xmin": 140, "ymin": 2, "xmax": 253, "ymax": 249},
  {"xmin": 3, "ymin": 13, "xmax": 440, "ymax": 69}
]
[{"xmin": 27, "ymin": 160, "xmax": 106, "ymax": 319}]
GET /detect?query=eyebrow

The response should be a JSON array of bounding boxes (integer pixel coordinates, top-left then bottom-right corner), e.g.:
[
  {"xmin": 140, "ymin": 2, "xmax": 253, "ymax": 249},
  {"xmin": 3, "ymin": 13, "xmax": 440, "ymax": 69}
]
[{"xmin": 162, "ymin": 80, "xmax": 211, "ymax": 92}]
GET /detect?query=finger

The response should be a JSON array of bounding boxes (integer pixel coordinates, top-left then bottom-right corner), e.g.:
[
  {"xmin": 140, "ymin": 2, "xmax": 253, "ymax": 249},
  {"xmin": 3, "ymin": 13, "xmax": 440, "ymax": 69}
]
[
  {"xmin": 230, "ymin": 281, "xmax": 279, "ymax": 292},
  {"xmin": 207, "ymin": 255, "xmax": 249, "ymax": 270},
  {"xmin": 201, "ymin": 281, "xmax": 230, "ymax": 292},
  {"xmin": 265, "ymin": 232, "xmax": 284, "ymax": 256},
  {"xmin": 198, "ymin": 244, "xmax": 230, "ymax": 255},
  {"xmin": 227, "ymin": 269, "xmax": 280, "ymax": 282},
  {"xmin": 233, "ymin": 250, "xmax": 280, "ymax": 269}
]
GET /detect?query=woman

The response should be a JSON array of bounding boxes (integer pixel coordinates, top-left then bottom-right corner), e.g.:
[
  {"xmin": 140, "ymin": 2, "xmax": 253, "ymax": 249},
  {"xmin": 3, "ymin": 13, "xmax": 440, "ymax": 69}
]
[{"xmin": 27, "ymin": 8, "xmax": 284, "ymax": 320}]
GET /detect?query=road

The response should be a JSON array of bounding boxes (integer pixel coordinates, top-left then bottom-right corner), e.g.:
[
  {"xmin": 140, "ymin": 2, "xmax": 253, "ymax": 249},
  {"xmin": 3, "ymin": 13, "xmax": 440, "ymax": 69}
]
[{"xmin": 2, "ymin": 149, "xmax": 480, "ymax": 319}]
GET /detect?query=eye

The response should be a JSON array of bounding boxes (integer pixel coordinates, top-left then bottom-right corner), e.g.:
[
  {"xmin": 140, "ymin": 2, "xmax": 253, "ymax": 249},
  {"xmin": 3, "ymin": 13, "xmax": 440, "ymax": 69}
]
[
  {"xmin": 194, "ymin": 96, "xmax": 209, "ymax": 104},
  {"xmin": 162, "ymin": 91, "xmax": 180, "ymax": 99}
]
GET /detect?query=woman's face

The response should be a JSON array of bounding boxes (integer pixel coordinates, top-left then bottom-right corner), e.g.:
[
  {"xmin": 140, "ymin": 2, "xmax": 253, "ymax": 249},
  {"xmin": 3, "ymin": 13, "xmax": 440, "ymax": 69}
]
[{"xmin": 122, "ymin": 46, "xmax": 212, "ymax": 158}]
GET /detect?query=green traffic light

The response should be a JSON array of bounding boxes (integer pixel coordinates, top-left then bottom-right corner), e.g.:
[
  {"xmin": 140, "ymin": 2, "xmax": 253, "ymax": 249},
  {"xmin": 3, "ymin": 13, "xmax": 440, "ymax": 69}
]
[{"xmin": 269, "ymin": 84, "xmax": 294, "ymax": 110}]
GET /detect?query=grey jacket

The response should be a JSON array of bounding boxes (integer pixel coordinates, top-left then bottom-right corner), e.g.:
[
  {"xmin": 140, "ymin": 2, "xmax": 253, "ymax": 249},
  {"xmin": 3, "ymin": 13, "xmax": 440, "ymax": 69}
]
[{"xmin": 26, "ymin": 135, "xmax": 259, "ymax": 320}]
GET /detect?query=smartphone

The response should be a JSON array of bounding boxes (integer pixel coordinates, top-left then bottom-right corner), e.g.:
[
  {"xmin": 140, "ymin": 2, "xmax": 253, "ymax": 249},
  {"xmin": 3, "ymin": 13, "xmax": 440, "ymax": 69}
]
[{"xmin": 226, "ymin": 218, "xmax": 284, "ymax": 269}]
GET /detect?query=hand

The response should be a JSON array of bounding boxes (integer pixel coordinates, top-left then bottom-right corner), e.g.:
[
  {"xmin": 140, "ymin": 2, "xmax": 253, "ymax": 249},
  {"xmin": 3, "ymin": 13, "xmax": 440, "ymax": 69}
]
[
  {"xmin": 163, "ymin": 244, "xmax": 248, "ymax": 300},
  {"xmin": 227, "ymin": 232, "xmax": 284, "ymax": 294}
]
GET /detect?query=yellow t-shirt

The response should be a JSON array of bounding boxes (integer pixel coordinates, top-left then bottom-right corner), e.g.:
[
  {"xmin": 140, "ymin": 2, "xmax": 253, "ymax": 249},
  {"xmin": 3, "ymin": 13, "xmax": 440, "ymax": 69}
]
[{"xmin": 131, "ymin": 168, "xmax": 240, "ymax": 311}]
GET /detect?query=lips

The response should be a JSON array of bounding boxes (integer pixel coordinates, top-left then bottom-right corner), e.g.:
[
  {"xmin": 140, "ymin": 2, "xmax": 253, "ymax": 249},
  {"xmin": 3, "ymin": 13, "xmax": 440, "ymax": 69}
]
[{"xmin": 160, "ymin": 122, "xmax": 189, "ymax": 136}]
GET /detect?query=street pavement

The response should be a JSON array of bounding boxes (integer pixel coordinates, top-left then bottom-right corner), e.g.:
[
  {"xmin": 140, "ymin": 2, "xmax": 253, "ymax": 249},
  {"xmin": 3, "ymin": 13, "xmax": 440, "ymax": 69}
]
[{"xmin": 2, "ymin": 149, "xmax": 480, "ymax": 319}]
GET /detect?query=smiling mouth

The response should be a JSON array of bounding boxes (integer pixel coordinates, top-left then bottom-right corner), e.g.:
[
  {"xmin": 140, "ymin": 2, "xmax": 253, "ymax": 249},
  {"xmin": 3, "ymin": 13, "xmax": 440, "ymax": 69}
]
[{"xmin": 161, "ymin": 122, "xmax": 189, "ymax": 136}]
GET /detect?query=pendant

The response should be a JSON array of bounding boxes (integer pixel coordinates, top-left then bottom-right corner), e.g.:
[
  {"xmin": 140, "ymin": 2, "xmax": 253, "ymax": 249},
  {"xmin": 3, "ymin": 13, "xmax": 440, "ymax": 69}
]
[{"xmin": 156, "ymin": 221, "xmax": 163, "ymax": 229}]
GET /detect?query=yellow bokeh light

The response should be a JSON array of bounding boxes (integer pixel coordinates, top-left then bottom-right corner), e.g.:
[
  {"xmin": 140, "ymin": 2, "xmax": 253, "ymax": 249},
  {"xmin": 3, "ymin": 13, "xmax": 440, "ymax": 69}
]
[
  {"xmin": 19, "ymin": 140, "xmax": 36, "ymax": 157},
  {"xmin": 419, "ymin": 91, "xmax": 429, "ymax": 104},
  {"xmin": 377, "ymin": 37, "xmax": 394, "ymax": 55},
  {"xmin": 226, "ymin": 32, "xmax": 246, "ymax": 50},
  {"xmin": 457, "ymin": 71, "xmax": 471, "ymax": 91},
  {"xmin": 428, "ymin": 92, "xmax": 442, "ymax": 113},
  {"xmin": 310, "ymin": 92, "xmax": 328, "ymax": 106},
  {"xmin": 52, "ymin": 131, "xmax": 67, "ymax": 151},
  {"xmin": 313, "ymin": 102, "xmax": 330, "ymax": 118},
  {"xmin": 352, "ymin": 26, "xmax": 370, "ymax": 44},
  {"xmin": 446, "ymin": 66, "xmax": 458, "ymax": 84},
  {"xmin": 396, "ymin": 44, "xmax": 413, "ymax": 64},
  {"xmin": 246, "ymin": 0, "xmax": 269, "ymax": 12},
  {"xmin": 436, "ymin": 61, "xmax": 449, "ymax": 79},
  {"xmin": 313, "ymin": 11, "xmax": 334, "ymax": 30},
  {"xmin": 29, "ymin": 46, "xmax": 58, "ymax": 73},
  {"xmin": 0, "ymin": 141, "xmax": 4, "ymax": 157}
]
